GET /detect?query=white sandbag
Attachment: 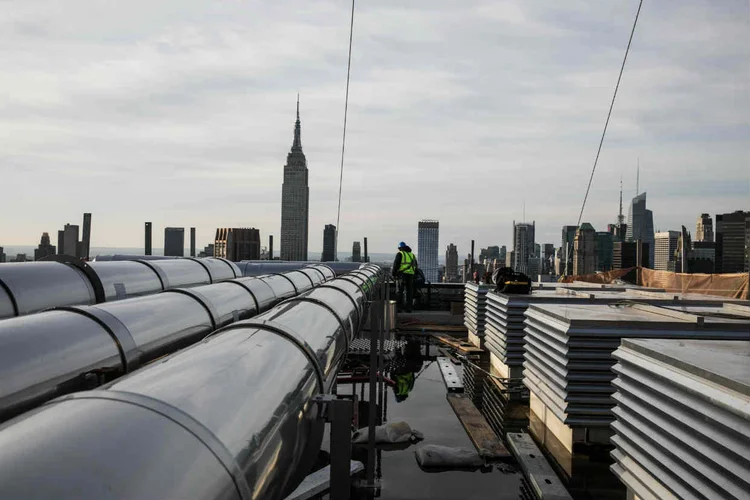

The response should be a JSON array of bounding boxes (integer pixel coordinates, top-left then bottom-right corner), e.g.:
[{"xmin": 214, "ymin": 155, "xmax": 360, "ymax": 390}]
[
  {"xmin": 414, "ymin": 444, "xmax": 485, "ymax": 468},
  {"xmin": 352, "ymin": 421, "xmax": 424, "ymax": 444}
]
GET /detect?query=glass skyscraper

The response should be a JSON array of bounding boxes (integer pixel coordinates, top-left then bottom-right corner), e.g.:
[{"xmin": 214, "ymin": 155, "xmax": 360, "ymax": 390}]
[{"xmin": 418, "ymin": 220, "xmax": 439, "ymax": 283}]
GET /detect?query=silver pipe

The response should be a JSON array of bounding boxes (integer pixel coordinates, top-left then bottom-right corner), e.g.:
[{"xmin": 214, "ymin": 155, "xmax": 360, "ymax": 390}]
[
  {"xmin": 0, "ymin": 266, "xmax": 381, "ymax": 500},
  {"xmin": 237, "ymin": 261, "xmax": 359, "ymax": 277},
  {"xmin": 0, "ymin": 268, "xmax": 334, "ymax": 423},
  {"xmin": 0, "ymin": 257, "xmax": 242, "ymax": 321}
]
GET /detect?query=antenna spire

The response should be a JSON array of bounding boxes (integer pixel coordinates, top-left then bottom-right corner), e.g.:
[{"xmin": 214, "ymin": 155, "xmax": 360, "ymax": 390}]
[
  {"xmin": 292, "ymin": 94, "xmax": 302, "ymax": 151},
  {"xmin": 636, "ymin": 157, "xmax": 640, "ymax": 195},
  {"xmin": 618, "ymin": 176, "xmax": 624, "ymax": 225}
]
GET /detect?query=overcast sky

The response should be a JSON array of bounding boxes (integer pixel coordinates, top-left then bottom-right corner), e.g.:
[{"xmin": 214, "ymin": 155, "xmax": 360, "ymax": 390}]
[{"xmin": 1, "ymin": 0, "xmax": 748, "ymax": 256}]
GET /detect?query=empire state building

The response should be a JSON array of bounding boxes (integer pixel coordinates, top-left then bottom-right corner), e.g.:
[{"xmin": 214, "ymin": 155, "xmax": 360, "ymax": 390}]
[{"xmin": 280, "ymin": 96, "xmax": 309, "ymax": 261}]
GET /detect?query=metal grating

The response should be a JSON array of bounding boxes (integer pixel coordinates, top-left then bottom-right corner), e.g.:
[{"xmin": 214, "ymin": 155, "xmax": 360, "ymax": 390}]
[
  {"xmin": 522, "ymin": 302, "xmax": 750, "ymax": 428},
  {"xmin": 610, "ymin": 339, "xmax": 750, "ymax": 500}
]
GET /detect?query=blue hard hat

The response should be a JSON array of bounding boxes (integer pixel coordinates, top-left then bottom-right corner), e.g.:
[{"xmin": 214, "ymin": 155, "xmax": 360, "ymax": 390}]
[{"xmin": 398, "ymin": 241, "xmax": 407, "ymax": 248}]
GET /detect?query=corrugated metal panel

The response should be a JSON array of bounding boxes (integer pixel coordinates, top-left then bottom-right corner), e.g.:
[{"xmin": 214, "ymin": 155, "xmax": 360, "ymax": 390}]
[{"xmin": 610, "ymin": 339, "xmax": 750, "ymax": 499}]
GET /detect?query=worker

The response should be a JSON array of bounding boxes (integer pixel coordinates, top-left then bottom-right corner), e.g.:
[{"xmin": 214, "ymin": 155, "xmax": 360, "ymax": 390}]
[{"xmin": 392, "ymin": 242, "xmax": 417, "ymax": 312}]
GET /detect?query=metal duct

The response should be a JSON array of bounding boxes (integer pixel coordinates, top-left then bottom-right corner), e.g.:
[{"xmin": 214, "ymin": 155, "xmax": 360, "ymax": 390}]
[
  {"xmin": 0, "ymin": 262, "xmax": 96, "ymax": 319},
  {"xmin": 0, "ymin": 267, "xmax": 381, "ymax": 500},
  {"xmin": 237, "ymin": 261, "xmax": 361, "ymax": 277},
  {"xmin": 92, "ymin": 254, "xmax": 179, "ymax": 261},
  {"xmin": 0, "ymin": 268, "xmax": 336, "ymax": 423},
  {"xmin": 0, "ymin": 257, "xmax": 244, "ymax": 321}
]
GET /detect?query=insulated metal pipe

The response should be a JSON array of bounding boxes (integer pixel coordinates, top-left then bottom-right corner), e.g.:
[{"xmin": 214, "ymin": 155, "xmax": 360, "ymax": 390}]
[
  {"xmin": 0, "ymin": 268, "xmax": 332, "ymax": 423},
  {"xmin": 0, "ymin": 266, "xmax": 381, "ymax": 500},
  {"xmin": 0, "ymin": 257, "xmax": 242, "ymax": 321}
]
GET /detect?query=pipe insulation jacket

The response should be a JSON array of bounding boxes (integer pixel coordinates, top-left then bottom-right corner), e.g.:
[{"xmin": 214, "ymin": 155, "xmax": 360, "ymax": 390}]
[
  {"xmin": 0, "ymin": 264, "xmax": 337, "ymax": 423},
  {"xmin": 0, "ymin": 265, "xmax": 382, "ymax": 500}
]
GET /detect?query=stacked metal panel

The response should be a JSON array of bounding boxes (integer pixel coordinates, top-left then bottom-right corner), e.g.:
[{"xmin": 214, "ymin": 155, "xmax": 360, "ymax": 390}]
[
  {"xmin": 610, "ymin": 339, "xmax": 750, "ymax": 500},
  {"xmin": 523, "ymin": 302, "xmax": 750, "ymax": 428},
  {"xmin": 464, "ymin": 283, "xmax": 491, "ymax": 340},
  {"xmin": 462, "ymin": 354, "xmax": 489, "ymax": 409},
  {"xmin": 481, "ymin": 377, "xmax": 529, "ymax": 436}
]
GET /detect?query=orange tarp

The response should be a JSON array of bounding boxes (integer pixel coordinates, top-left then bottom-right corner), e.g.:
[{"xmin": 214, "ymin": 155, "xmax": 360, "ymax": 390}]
[
  {"xmin": 640, "ymin": 268, "xmax": 749, "ymax": 300},
  {"xmin": 559, "ymin": 267, "xmax": 749, "ymax": 300}
]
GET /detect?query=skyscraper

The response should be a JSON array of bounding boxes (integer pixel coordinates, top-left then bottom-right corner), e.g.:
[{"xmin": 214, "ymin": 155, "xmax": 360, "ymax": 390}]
[
  {"xmin": 352, "ymin": 241, "xmax": 362, "ymax": 262},
  {"xmin": 445, "ymin": 243, "xmax": 458, "ymax": 282},
  {"xmin": 62, "ymin": 224, "xmax": 79, "ymax": 257},
  {"xmin": 715, "ymin": 210, "xmax": 750, "ymax": 273},
  {"xmin": 561, "ymin": 225, "xmax": 578, "ymax": 275},
  {"xmin": 164, "ymin": 227, "xmax": 185, "ymax": 257},
  {"xmin": 190, "ymin": 227, "xmax": 196, "ymax": 257},
  {"xmin": 696, "ymin": 213, "xmax": 714, "ymax": 242},
  {"xmin": 34, "ymin": 232, "xmax": 56, "ymax": 261},
  {"xmin": 0, "ymin": 247, "xmax": 5, "ymax": 263},
  {"xmin": 613, "ymin": 241, "xmax": 650, "ymax": 269},
  {"xmin": 214, "ymin": 228, "xmax": 261, "ymax": 261},
  {"xmin": 654, "ymin": 230, "xmax": 680, "ymax": 271},
  {"xmin": 418, "ymin": 220, "xmax": 439, "ymax": 282},
  {"xmin": 81, "ymin": 213, "xmax": 92, "ymax": 260},
  {"xmin": 573, "ymin": 223, "xmax": 597, "ymax": 275},
  {"xmin": 513, "ymin": 221, "xmax": 535, "ymax": 275},
  {"xmin": 280, "ymin": 96, "xmax": 309, "ymax": 261},
  {"xmin": 144, "ymin": 222, "xmax": 153, "ymax": 256},
  {"xmin": 322, "ymin": 225, "xmax": 336, "ymax": 262},
  {"xmin": 626, "ymin": 192, "xmax": 655, "ymax": 267},
  {"xmin": 595, "ymin": 232, "xmax": 613, "ymax": 272}
]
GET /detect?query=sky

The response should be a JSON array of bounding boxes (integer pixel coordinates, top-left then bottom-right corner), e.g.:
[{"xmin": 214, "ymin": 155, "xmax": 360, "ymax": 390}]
[{"xmin": 1, "ymin": 0, "xmax": 748, "ymax": 257}]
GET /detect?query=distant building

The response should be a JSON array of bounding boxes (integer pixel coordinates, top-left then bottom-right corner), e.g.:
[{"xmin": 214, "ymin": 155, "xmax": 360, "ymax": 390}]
[
  {"xmin": 554, "ymin": 247, "xmax": 563, "ymax": 275},
  {"xmin": 561, "ymin": 225, "xmax": 578, "ymax": 275},
  {"xmin": 513, "ymin": 221, "xmax": 535, "ymax": 275},
  {"xmin": 322, "ymin": 225, "xmax": 336, "ymax": 262},
  {"xmin": 676, "ymin": 228, "xmax": 715, "ymax": 274},
  {"xmin": 164, "ymin": 227, "xmax": 185, "ymax": 257},
  {"xmin": 527, "ymin": 256, "xmax": 541, "ymax": 280},
  {"xmin": 695, "ymin": 213, "xmax": 714, "ymax": 242},
  {"xmin": 626, "ymin": 192, "xmax": 655, "ymax": 267},
  {"xmin": 62, "ymin": 224, "xmax": 79, "ymax": 257},
  {"xmin": 506, "ymin": 250, "xmax": 514, "ymax": 269},
  {"xmin": 214, "ymin": 228, "xmax": 261, "ymax": 261},
  {"xmin": 543, "ymin": 243, "xmax": 555, "ymax": 274},
  {"xmin": 479, "ymin": 246, "xmax": 500, "ymax": 263},
  {"xmin": 654, "ymin": 231, "xmax": 680, "ymax": 271},
  {"xmin": 418, "ymin": 220, "xmax": 440, "ymax": 282},
  {"xmin": 198, "ymin": 243, "xmax": 215, "ymax": 258},
  {"xmin": 596, "ymin": 232, "xmax": 613, "ymax": 272},
  {"xmin": 81, "ymin": 213, "xmax": 92, "ymax": 260},
  {"xmin": 445, "ymin": 243, "xmax": 459, "ymax": 282},
  {"xmin": 715, "ymin": 210, "xmax": 749, "ymax": 273},
  {"xmin": 352, "ymin": 241, "xmax": 362, "ymax": 262},
  {"xmin": 12, "ymin": 254, "xmax": 30, "ymax": 262},
  {"xmin": 573, "ymin": 223, "xmax": 597, "ymax": 275},
  {"xmin": 613, "ymin": 241, "xmax": 650, "ymax": 269},
  {"xmin": 609, "ymin": 179, "xmax": 628, "ymax": 242},
  {"xmin": 34, "ymin": 232, "xmax": 56, "ymax": 261},
  {"xmin": 499, "ymin": 246, "xmax": 507, "ymax": 266},
  {"xmin": 190, "ymin": 228, "xmax": 196, "ymax": 257},
  {"xmin": 280, "ymin": 97, "xmax": 309, "ymax": 261},
  {"xmin": 0, "ymin": 246, "xmax": 6, "ymax": 263},
  {"xmin": 145, "ymin": 222, "xmax": 153, "ymax": 256}
]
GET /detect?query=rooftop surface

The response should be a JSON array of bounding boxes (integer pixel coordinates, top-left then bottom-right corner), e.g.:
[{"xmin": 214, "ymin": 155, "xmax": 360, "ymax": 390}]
[{"xmin": 621, "ymin": 339, "xmax": 750, "ymax": 397}]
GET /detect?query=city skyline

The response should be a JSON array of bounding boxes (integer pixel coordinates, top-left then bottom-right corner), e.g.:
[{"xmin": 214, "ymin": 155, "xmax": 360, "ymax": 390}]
[{"xmin": 1, "ymin": 1, "xmax": 747, "ymax": 254}]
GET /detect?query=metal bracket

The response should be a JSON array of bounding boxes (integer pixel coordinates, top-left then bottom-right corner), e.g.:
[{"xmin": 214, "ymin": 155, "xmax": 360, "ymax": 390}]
[{"xmin": 312, "ymin": 394, "xmax": 354, "ymax": 500}]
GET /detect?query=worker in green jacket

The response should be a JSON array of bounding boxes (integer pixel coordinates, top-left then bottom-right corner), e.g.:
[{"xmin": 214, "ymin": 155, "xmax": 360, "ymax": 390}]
[{"xmin": 392, "ymin": 242, "xmax": 418, "ymax": 312}]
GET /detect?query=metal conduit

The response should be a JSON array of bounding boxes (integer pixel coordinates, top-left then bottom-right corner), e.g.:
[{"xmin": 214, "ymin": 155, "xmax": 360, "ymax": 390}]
[
  {"xmin": 0, "ymin": 257, "xmax": 243, "ymax": 321},
  {"xmin": 0, "ymin": 265, "xmax": 381, "ymax": 500},
  {"xmin": 0, "ymin": 267, "xmax": 337, "ymax": 423}
]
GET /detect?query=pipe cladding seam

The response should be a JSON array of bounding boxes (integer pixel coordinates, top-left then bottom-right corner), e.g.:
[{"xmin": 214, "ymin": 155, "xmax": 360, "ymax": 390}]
[
  {"xmin": 277, "ymin": 296, "xmax": 353, "ymax": 359},
  {"xmin": 205, "ymin": 319, "xmax": 325, "ymax": 393},
  {"xmin": 164, "ymin": 288, "xmax": 220, "ymax": 331},
  {"xmin": 312, "ymin": 284, "xmax": 361, "ymax": 329},
  {"xmin": 183, "ymin": 257, "xmax": 214, "ymax": 284},
  {"xmin": 264, "ymin": 273, "xmax": 299, "ymax": 295},
  {"xmin": 52, "ymin": 306, "xmax": 141, "ymax": 372},
  {"xmin": 52, "ymin": 390, "xmax": 253, "ymax": 500},
  {"xmin": 0, "ymin": 278, "xmax": 19, "ymax": 317},
  {"xmin": 223, "ymin": 280, "xmax": 261, "ymax": 315},
  {"xmin": 134, "ymin": 259, "xmax": 170, "ymax": 290}
]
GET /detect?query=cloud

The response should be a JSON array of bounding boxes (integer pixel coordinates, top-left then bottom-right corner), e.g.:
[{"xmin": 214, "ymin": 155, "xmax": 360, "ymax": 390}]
[{"xmin": 0, "ymin": 0, "xmax": 747, "ymax": 258}]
